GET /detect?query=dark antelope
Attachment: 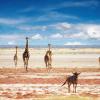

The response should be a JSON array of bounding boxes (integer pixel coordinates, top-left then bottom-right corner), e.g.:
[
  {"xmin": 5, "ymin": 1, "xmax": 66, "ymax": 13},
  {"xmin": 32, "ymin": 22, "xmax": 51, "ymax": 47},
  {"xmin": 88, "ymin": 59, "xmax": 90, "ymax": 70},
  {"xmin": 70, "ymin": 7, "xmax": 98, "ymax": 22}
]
[
  {"xmin": 62, "ymin": 72, "xmax": 80, "ymax": 93},
  {"xmin": 23, "ymin": 37, "xmax": 30, "ymax": 71}
]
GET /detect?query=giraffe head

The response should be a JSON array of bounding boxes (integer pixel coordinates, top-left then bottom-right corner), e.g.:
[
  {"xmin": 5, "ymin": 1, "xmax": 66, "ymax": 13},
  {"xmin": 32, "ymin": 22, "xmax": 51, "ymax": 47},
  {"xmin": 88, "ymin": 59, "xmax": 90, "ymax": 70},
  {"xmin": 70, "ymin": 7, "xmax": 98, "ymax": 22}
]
[
  {"xmin": 26, "ymin": 37, "xmax": 28, "ymax": 40},
  {"xmin": 16, "ymin": 46, "xmax": 18, "ymax": 49},
  {"xmin": 48, "ymin": 44, "xmax": 51, "ymax": 51}
]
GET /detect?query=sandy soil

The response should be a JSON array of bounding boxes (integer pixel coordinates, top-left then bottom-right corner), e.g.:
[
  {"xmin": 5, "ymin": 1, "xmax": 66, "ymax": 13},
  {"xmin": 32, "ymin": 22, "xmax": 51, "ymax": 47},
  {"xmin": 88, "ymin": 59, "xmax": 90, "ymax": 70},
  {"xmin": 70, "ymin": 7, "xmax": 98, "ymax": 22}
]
[
  {"xmin": 0, "ymin": 48, "xmax": 100, "ymax": 68},
  {"xmin": 0, "ymin": 68, "xmax": 100, "ymax": 100},
  {"xmin": 0, "ymin": 48, "xmax": 100, "ymax": 99}
]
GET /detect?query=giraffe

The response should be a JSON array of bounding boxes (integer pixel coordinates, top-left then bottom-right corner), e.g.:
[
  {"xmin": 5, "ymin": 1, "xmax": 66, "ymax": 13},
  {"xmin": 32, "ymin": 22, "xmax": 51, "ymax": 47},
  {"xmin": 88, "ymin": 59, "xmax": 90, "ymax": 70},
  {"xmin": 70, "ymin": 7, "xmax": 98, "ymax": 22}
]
[
  {"xmin": 44, "ymin": 44, "xmax": 52, "ymax": 69},
  {"xmin": 99, "ymin": 57, "xmax": 100, "ymax": 67},
  {"xmin": 23, "ymin": 37, "xmax": 30, "ymax": 71},
  {"xmin": 14, "ymin": 46, "xmax": 18, "ymax": 67}
]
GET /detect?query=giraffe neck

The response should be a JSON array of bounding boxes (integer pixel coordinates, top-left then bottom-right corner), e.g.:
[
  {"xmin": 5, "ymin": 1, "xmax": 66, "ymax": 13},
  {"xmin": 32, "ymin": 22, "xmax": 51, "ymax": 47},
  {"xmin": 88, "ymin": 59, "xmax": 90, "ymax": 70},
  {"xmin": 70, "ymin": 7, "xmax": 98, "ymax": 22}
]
[
  {"xmin": 16, "ymin": 46, "xmax": 17, "ymax": 56},
  {"xmin": 25, "ymin": 37, "xmax": 29, "ymax": 52},
  {"xmin": 49, "ymin": 47, "xmax": 50, "ymax": 51},
  {"xmin": 48, "ymin": 44, "xmax": 51, "ymax": 51}
]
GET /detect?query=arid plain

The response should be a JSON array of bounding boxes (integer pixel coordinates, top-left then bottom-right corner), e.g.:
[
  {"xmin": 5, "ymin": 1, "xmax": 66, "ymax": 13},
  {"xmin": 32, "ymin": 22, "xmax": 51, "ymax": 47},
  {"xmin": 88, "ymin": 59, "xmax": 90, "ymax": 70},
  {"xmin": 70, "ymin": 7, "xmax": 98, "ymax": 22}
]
[{"xmin": 0, "ymin": 48, "xmax": 100, "ymax": 100}]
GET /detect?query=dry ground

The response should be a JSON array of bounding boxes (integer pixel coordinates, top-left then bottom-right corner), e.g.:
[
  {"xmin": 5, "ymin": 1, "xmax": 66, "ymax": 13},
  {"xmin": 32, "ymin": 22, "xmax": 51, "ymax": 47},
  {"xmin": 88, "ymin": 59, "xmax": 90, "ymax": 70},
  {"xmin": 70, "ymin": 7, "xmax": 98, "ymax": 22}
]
[{"xmin": 0, "ymin": 68, "xmax": 100, "ymax": 100}]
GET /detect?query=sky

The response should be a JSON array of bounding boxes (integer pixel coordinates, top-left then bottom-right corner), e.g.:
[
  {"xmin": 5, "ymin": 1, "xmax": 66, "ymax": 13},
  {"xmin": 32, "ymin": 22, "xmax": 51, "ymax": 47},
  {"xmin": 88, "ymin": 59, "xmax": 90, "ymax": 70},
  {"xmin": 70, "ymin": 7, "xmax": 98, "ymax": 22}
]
[{"xmin": 0, "ymin": 0, "xmax": 100, "ymax": 46}]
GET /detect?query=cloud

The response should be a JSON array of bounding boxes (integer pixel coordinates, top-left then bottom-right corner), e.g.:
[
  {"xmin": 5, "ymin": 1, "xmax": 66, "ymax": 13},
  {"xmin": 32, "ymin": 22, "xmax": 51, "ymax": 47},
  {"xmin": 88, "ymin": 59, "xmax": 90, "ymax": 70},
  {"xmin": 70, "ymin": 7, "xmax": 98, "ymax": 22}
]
[
  {"xmin": 17, "ymin": 25, "xmax": 33, "ymax": 31},
  {"xmin": 88, "ymin": 32, "xmax": 100, "ymax": 39},
  {"xmin": 0, "ymin": 34, "xmax": 25, "ymax": 40},
  {"xmin": 0, "ymin": 21, "xmax": 100, "ymax": 46},
  {"xmin": 0, "ymin": 18, "xmax": 27, "ymax": 25},
  {"xmin": 41, "ymin": 0, "xmax": 99, "ymax": 13},
  {"xmin": 17, "ymin": 25, "xmax": 47, "ymax": 31},
  {"xmin": 64, "ymin": 42, "xmax": 82, "ymax": 45},
  {"xmin": 50, "ymin": 22, "xmax": 100, "ymax": 40},
  {"xmin": 18, "ymin": 0, "xmax": 98, "ymax": 15},
  {"xmin": 8, "ymin": 41, "xmax": 16, "ymax": 45},
  {"xmin": 31, "ymin": 22, "xmax": 100, "ymax": 41},
  {"xmin": 61, "ymin": 1, "xmax": 98, "ymax": 8},
  {"xmin": 51, "ymin": 22, "xmax": 72, "ymax": 30},
  {"xmin": 50, "ymin": 33, "xmax": 63, "ymax": 39},
  {"xmin": 31, "ymin": 34, "xmax": 43, "ymax": 40},
  {"xmin": 74, "ymin": 24, "xmax": 100, "ymax": 39},
  {"xmin": 64, "ymin": 32, "xmax": 88, "ymax": 39},
  {"xmin": 36, "ymin": 11, "xmax": 79, "ymax": 22},
  {"xmin": 19, "ymin": 7, "xmax": 34, "ymax": 13},
  {"xmin": 29, "ymin": 23, "xmax": 100, "ymax": 40},
  {"xmin": 86, "ymin": 25, "xmax": 100, "ymax": 39}
]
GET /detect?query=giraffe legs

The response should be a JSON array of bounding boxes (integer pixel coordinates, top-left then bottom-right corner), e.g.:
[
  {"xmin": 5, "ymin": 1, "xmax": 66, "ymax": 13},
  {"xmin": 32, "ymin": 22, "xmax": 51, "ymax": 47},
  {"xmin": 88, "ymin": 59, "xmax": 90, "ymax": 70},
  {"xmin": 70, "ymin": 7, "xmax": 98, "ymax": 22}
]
[
  {"xmin": 15, "ymin": 60, "xmax": 17, "ymax": 67},
  {"xmin": 14, "ymin": 59, "xmax": 17, "ymax": 67},
  {"xmin": 24, "ymin": 58, "xmax": 28, "ymax": 72},
  {"xmin": 45, "ymin": 60, "xmax": 48, "ymax": 68},
  {"xmin": 48, "ymin": 57, "xmax": 52, "ymax": 68},
  {"xmin": 26, "ymin": 59, "xmax": 28, "ymax": 71}
]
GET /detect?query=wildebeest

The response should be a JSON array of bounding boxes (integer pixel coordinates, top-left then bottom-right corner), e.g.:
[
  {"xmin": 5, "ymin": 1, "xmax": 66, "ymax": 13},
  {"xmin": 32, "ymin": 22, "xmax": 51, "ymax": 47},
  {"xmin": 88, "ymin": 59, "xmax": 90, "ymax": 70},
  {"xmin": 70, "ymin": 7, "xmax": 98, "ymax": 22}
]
[{"xmin": 62, "ymin": 72, "xmax": 80, "ymax": 93}]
